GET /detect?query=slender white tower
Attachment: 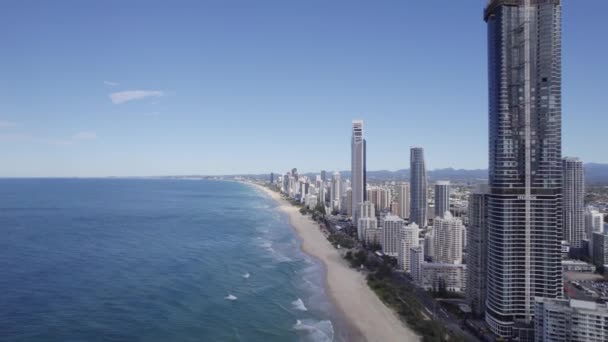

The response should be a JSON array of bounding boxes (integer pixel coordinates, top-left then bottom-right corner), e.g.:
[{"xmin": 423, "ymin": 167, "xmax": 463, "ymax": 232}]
[{"xmin": 351, "ymin": 120, "xmax": 366, "ymax": 225}]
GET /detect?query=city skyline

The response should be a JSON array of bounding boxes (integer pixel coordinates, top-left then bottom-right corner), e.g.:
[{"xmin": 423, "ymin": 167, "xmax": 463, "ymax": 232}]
[{"xmin": 1, "ymin": 1, "xmax": 607, "ymax": 177}]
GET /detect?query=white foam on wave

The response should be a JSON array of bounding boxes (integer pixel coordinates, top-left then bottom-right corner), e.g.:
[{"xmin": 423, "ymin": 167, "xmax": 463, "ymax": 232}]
[
  {"xmin": 225, "ymin": 294, "xmax": 238, "ymax": 301},
  {"xmin": 293, "ymin": 319, "xmax": 334, "ymax": 342},
  {"xmin": 242, "ymin": 272, "xmax": 250, "ymax": 279},
  {"xmin": 292, "ymin": 298, "xmax": 308, "ymax": 311},
  {"xmin": 255, "ymin": 238, "xmax": 293, "ymax": 262}
]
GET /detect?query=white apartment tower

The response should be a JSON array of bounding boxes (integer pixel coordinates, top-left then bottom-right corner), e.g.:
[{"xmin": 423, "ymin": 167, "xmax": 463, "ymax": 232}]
[
  {"xmin": 382, "ymin": 215, "xmax": 405, "ymax": 257},
  {"xmin": 432, "ymin": 212, "xmax": 464, "ymax": 264},
  {"xmin": 398, "ymin": 223, "xmax": 420, "ymax": 272},
  {"xmin": 358, "ymin": 201, "xmax": 378, "ymax": 242},
  {"xmin": 330, "ymin": 171, "xmax": 341, "ymax": 212}
]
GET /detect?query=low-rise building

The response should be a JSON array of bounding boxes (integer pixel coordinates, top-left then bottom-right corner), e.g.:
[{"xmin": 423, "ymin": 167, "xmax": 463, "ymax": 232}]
[
  {"xmin": 420, "ymin": 262, "xmax": 466, "ymax": 293},
  {"xmin": 534, "ymin": 298, "xmax": 608, "ymax": 342},
  {"xmin": 562, "ymin": 260, "xmax": 596, "ymax": 273},
  {"xmin": 365, "ymin": 227, "xmax": 382, "ymax": 247}
]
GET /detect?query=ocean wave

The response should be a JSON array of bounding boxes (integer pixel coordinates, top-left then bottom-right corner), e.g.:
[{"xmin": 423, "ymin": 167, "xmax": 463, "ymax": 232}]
[
  {"xmin": 225, "ymin": 294, "xmax": 237, "ymax": 301},
  {"xmin": 293, "ymin": 319, "xmax": 334, "ymax": 342},
  {"xmin": 291, "ymin": 298, "xmax": 308, "ymax": 311},
  {"xmin": 255, "ymin": 238, "xmax": 293, "ymax": 262}
]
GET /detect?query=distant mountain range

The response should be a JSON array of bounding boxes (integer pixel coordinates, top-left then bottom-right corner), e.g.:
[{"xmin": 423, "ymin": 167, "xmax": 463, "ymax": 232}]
[
  {"xmin": 294, "ymin": 163, "xmax": 608, "ymax": 184},
  {"xmin": 320, "ymin": 168, "xmax": 488, "ymax": 183},
  {"xmin": 584, "ymin": 163, "xmax": 608, "ymax": 184},
  {"xmin": 169, "ymin": 163, "xmax": 608, "ymax": 184}
]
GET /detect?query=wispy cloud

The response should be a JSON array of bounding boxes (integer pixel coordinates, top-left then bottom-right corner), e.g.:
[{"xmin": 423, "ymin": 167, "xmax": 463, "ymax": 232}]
[
  {"xmin": 72, "ymin": 131, "xmax": 97, "ymax": 140},
  {"xmin": 104, "ymin": 80, "xmax": 119, "ymax": 87},
  {"xmin": 109, "ymin": 90, "xmax": 163, "ymax": 104},
  {"xmin": 0, "ymin": 120, "xmax": 18, "ymax": 128}
]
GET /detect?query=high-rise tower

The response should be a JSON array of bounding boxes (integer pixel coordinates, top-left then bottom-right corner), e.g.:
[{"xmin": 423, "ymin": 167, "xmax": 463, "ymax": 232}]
[
  {"xmin": 484, "ymin": 0, "xmax": 563, "ymax": 337},
  {"xmin": 410, "ymin": 147, "xmax": 428, "ymax": 228},
  {"xmin": 395, "ymin": 182, "xmax": 410, "ymax": 220},
  {"xmin": 351, "ymin": 120, "xmax": 366, "ymax": 224},
  {"xmin": 330, "ymin": 171, "xmax": 341, "ymax": 212},
  {"xmin": 466, "ymin": 184, "xmax": 489, "ymax": 317},
  {"xmin": 562, "ymin": 157, "xmax": 585, "ymax": 252},
  {"xmin": 434, "ymin": 180, "xmax": 450, "ymax": 218}
]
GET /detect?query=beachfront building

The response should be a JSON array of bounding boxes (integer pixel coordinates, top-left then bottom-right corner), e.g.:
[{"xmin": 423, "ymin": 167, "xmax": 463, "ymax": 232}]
[
  {"xmin": 563, "ymin": 157, "xmax": 585, "ymax": 252},
  {"xmin": 365, "ymin": 227, "xmax": 382, "ymax": 247},
  {"xmin": 351, "ymin": 120, "xmax": 366, "ymax": 223},
  {"xmin": 410, "ymin": 147, "xmax": 428, "ymax": 227},
  {"xmin": 358, "ymin": 201, "xmax": 378, "ymax": 242},
  {"xmin": 410, "ymin": 246, "xmax": 424, "ymax": 284},
  {"xmin": 398, "ymin": 223, "xmax": 420, "ymax": 272},
  {"xmin": 420, "ymin": 263, "xmax": 466, "ymax": 293},
  {"xmin": 382, "ymin": 215, "xmax": 405, "ymax": 257},
  {"xmin": 304, "ymin": 194, "xmax": 318, "ymax": 210},
  {"xmin": 534, "ymin": 298, "xmax": 608, "ymax": 342},
  {"xmin": 432, "ymin": 213, "xmax": 464, "ymax": 264},
  {"xmin": 434, "ymin": 180, "xmax": 451, "ymax": 218},
  {"xmin": 466, "ymin": 185, "xmax": 489, "ymax": 316},
  {"xmin": 330, "ymin": 171, "xmax": 341, "ymax": 212},
  {"xmin": 394, "ymin": 182, "xmax": 410, "ymax": 220},
  {"xmin": 484, "ymin": 0, "xmax": 564, "ymax": 336}
]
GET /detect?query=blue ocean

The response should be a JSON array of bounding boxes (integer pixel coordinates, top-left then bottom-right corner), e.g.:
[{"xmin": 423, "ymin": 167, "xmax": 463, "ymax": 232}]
[{"xmin": 0, "ymin": 179, "xmax": 348, "ymax": 341}]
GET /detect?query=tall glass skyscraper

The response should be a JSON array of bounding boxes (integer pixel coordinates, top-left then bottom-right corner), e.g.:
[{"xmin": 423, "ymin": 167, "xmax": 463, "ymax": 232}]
[
  {"xmin": 410, "ymin": 147, "xmax": 427, "ymax": 228},
  {"xmin": 434, "ymin": 180, "xmax": 451, "ymax": 218},
  {"xmin": 484, "ymin": 0, "xmax": 563, "ymax": 338},
  {"xmin": 351, "ymin": 120, "xmax": 366, "ymax": 225}
]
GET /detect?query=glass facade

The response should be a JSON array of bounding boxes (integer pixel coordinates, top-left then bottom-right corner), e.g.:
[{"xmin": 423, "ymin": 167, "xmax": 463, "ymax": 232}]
[
  {"xmin": 484, "ymin": 0, "xmax": 563, "ymax": 337},
  {"xmin": 410, "ymin": 147, "xmax": 428, "ymax": 228}
]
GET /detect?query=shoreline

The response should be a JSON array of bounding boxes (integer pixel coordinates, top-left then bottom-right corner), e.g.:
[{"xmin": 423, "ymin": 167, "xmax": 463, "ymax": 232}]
[{"xmin": 248, "ymin": 182, "xmax": 420, "ymax": 342}]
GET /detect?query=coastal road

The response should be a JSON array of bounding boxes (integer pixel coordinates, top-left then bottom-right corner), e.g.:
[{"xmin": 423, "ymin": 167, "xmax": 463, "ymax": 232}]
[{"xmin": 393, "ymin": 273, "xmax": 481, "ymax": 341}]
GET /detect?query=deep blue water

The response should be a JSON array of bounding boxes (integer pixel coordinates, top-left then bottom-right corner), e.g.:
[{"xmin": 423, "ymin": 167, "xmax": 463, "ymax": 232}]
[{"xmin": 0, "ymin": 179, "xmax": 346, "ymax": 341}]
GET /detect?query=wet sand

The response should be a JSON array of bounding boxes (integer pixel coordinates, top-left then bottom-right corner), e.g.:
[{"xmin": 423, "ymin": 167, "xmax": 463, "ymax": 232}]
[{"xmin": 250, "ymin": 183, "xmax": 420, "ymax": 342}]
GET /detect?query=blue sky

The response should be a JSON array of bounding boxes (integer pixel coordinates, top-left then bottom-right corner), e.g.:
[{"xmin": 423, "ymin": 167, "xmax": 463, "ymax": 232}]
[{"xmin": 0, "ymin": 0, "xmax": 606, "ymax": 177}]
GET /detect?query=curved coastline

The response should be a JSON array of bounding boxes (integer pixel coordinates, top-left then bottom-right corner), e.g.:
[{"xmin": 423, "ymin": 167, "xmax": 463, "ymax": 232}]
[{"xmin": 248, "ymin": 182, "xmax": 420, "ymax": 342}]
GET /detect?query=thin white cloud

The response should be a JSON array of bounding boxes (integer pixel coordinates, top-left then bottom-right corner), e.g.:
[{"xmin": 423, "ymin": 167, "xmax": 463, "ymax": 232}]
[
  {"xmin": 109, "ymin": 90, "xmax": 163, "ymax": 104},
  {"xmin": 104, "ymin": 80, "xmax": 119, "ymax": 86},
  {"xmin": 0, "ymin": 120, "xmax": 18, "ymax": 128},
  {"xmin": 72, "ymin": 131, "xmax": 97, "ymax": 140}
]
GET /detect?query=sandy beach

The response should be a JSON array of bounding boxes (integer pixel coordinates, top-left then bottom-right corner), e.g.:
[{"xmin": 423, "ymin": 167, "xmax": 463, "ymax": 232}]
[{"xmin": 250, "ymin": 183, "xmax": 419, "ymax": 342}]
